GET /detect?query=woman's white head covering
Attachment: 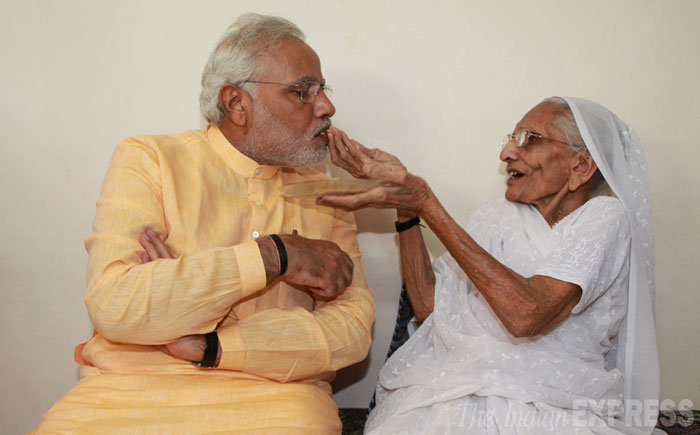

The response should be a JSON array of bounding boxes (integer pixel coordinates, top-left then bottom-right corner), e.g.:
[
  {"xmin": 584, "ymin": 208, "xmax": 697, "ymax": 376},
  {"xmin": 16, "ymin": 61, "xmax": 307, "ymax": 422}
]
[{"xmin": 562, "ymin": 97, "xmax": 660, "ymax": 434}]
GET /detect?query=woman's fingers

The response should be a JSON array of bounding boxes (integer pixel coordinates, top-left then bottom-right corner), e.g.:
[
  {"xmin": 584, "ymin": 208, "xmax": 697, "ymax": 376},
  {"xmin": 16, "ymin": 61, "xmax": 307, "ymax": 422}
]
[
  {"xmin": 328, "ymin": 129, "xmax": 359, "ymax": 176},
  {"xmin": 351, "ymin": 139, "xmax": 372, "ymax": 154},
  {"xmin": 327, "ymin": 127, "xmax": 342, "ymax": 164},
  {"xmin": 338, "ymin": 133, "xmax": 408, "ymax": 183},
  {"xmin": 327, "ymin": 128, "xmax": 411, "ymax": 187},
  {"xmin": 328, "ymin": 128, "xmax": 373, "ymax": 178},
  {"xmin": 334, "ymin": 130, "xmax": 366, "ymax": 176},
  {"xmin": 319, "ymin": 186, "xmax": 404, "ymax": 211},
  {"xmin": 317, "ymin": 192, "xmax": 367, "ymax": 211},
  {"xmin": 340, "ymin": 131, "xmax": 370, "ymax": 163}
]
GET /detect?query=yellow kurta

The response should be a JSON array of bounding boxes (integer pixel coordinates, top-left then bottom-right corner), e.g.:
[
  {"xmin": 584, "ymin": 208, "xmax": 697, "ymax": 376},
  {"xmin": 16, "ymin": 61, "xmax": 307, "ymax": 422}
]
[{"xmin": 32, "ymin": 126, "xmax": 375, "ymax": 434}]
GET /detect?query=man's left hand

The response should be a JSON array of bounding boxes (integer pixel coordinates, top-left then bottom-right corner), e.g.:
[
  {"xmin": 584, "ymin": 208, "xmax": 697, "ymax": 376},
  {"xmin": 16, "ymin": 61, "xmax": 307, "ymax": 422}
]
[
  {"xmin": 155, "ymin": 335, "xmax": 207, "ymax": 363},
  {"xmin": 140, "ymin": 229, "xmax": 221, "ymax": 366}
]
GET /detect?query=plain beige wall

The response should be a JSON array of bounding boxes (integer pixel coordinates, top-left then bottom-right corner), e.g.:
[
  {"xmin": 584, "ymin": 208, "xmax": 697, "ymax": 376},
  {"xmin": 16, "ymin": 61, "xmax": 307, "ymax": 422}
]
[{"xmin": 2, "ymin": 0, "xmax": 698, "ymax": 432}]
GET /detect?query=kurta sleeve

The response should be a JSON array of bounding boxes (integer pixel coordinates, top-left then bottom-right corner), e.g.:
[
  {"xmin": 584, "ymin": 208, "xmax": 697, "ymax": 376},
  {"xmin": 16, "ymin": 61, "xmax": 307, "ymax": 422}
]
[
  {"xmin": 533, "ymin": 197, "xmax": 632, "ymax": 314},
  {"xmin": 216, "ymin": 208, "xmax": 376, "ymax": 382},
  {"xmin": 85, "ymin": 138, "xmax": 267, "ymax": 344}
]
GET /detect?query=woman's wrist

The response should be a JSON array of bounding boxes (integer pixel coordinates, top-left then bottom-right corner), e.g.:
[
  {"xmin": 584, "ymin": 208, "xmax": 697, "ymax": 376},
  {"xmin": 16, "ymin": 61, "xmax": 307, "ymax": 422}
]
[
  {"xmin": 411, "ymin": 175, "xmax": 434, "ymax": 216},
  {"xmin": 397, "ymin": 208, "xmax": 418, "ymax": 222},
  {"xmin": 393, "ymin": 174, "xmax": 433, "ymax": 219},
  {"xmin": 418, "ymin": 188, "xmax": 442, "ymax": 226}
]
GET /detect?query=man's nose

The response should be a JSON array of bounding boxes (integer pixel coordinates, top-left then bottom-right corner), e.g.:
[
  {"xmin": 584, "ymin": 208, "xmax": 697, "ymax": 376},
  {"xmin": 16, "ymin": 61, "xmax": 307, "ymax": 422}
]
[{"xmin": 313, "ymin": 89, "xmax": 335, "ymax": 118}]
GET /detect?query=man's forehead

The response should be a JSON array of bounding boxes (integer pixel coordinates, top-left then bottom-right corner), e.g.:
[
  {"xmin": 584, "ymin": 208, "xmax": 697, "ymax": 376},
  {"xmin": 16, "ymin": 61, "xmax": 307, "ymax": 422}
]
[
  {"xmin": 256, "ymin": 38, "xmax": 323, "ymax": 82},
  {"xmin": 294, "ymin": 75, "xmax": 324, "ymax": 84}
]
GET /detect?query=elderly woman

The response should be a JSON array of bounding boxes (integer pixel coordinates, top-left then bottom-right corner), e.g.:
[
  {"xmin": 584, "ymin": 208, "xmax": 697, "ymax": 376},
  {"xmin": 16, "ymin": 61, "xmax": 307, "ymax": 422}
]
[{"xmin": 319, "ymin": 97, "xmax": 660, "ymax": 434}]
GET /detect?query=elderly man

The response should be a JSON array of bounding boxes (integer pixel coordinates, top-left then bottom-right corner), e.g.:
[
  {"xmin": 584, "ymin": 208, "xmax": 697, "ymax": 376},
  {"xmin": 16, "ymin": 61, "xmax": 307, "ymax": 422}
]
[{"xmin": 31, "ymin": 14, "xmax": 374, "ymax": 434}]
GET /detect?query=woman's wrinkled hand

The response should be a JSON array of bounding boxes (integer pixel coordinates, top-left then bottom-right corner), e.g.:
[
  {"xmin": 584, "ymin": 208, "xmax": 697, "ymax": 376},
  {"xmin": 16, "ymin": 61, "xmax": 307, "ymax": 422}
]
[
  {"xmin": 321, "ymin": 128, "xmax": 431, "ymax": 213},
  {"xmin": 326, "ymin": 128, "xmax": 404, "ymax": 180}
]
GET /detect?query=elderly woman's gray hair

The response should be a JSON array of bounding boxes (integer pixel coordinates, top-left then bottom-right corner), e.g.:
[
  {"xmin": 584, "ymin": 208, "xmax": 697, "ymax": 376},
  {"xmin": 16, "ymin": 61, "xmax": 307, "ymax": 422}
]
[
  {"xmin": 199, "ymin": 14, "xmax": 305, "ymax": 125},
  {"xmin": 541, "ymin": 96, "xmax": 586, "ymax": 153},
  {"xmin": 542, "ymin": 96, "xmax": 607, "ymax": 195}
]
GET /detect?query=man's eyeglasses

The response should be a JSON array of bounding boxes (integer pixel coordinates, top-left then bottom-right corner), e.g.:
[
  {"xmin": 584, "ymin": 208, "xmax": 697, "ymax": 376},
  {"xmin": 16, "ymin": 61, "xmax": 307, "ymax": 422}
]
[
  {"xmin": 501, "ymin": 128, "xmax": 570, "ymax": 149},
  {"xmin": 237, "ymin": 79, "xmax": 331, "ymax": 103}
]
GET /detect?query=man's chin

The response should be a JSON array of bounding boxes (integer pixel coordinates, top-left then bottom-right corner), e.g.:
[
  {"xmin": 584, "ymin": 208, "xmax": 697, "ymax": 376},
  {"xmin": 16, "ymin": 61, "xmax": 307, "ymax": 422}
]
[
  {"xmin": 302, "ymin": 147, "xmax": 329, "ymax": 167},
  {"xmin": 281, "ymin": 144, "xmax": 328, "ymax": 168},
  {"xmin": 312, "ymin": 133, "xmax": 328, "ymax": 146}
]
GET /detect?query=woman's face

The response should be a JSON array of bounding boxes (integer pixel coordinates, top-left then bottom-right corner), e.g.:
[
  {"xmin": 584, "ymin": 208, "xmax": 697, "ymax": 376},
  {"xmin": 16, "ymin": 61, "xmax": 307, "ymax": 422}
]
[{"xmin": 499, "ymin": 103, "xmax": 579, "ymax": 211}]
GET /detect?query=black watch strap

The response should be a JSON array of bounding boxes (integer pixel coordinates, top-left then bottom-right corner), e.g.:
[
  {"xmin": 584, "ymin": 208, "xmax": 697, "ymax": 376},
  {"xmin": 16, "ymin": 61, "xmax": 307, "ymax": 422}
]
[
  {"xmin": 196, "ymin": 331, "xmax": 219, "ymax": 368},
  {"xmin": 269, "ymin": 234, "xmax": 288, "ymax": 275},
  {"xmin": 395, "ymin": 216, "xmax": 423, "ymax": 233}
]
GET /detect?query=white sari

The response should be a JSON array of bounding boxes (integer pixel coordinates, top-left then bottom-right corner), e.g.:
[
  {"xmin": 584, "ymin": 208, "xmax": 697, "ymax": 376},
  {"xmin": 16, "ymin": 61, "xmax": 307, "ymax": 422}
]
[
  {"xmin": 366, "ymin": 98, "xmax": 660, "ymax": 434},
  {"xmin": 367, "ymin": 197, "xmax": 630, "ymax": 434}
]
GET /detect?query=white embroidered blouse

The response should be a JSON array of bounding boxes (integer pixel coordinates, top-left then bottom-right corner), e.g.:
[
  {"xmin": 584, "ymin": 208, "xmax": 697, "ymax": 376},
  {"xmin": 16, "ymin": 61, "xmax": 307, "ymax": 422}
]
[{"xmin": 366, "ymin": 196, "xmax": 633, "ymax": 434}]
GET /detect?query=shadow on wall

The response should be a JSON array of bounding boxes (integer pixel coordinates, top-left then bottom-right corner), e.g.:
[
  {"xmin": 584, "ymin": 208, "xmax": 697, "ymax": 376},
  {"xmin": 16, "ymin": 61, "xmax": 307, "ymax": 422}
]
[
  {"xmin": 331, "ymin": 324, "xmax": 374, "ymax": 396},
  {"xmin": 315, "ymin": 70, "xmax": 441, "ymax": 399}
]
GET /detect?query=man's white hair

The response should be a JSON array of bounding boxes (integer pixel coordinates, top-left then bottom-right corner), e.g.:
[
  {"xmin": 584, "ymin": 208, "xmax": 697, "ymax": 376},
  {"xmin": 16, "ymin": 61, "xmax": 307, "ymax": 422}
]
[{"xmin": 199, "ymin": 14, "xmax": 305, "ymax": 125}]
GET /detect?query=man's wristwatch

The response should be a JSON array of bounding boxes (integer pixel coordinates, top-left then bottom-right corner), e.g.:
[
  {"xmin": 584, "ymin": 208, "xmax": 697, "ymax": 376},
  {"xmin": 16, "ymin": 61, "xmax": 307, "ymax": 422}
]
[{"xmin": 193, "ymin": 331, "xmax": 219, "ymax": 368}]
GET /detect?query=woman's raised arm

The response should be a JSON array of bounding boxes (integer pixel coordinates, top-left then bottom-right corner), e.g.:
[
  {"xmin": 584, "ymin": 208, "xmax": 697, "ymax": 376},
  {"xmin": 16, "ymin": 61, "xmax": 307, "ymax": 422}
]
[{"xmin": 319, "ymin": 129, "xmax": 582, "ymax": 337}]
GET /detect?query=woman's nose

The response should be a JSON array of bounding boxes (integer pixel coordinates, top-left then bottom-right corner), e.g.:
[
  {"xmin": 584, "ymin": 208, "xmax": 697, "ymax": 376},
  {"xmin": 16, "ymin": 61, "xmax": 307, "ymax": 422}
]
[{"xmin": 499, "ymin": 138, "xmax": 519, "ymax": 162}]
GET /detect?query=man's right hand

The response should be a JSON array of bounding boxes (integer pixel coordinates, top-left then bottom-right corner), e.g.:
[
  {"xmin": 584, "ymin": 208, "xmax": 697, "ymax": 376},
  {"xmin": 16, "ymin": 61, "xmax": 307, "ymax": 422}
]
[{"xmin": 256, "ymin": 234, "xmax": 354, "ymax": 299}]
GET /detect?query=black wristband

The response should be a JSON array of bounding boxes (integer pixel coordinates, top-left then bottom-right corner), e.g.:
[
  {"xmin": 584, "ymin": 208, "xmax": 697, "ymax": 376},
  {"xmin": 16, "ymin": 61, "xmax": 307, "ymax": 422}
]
[
  {"xmin": 269, "ymin": 234, "xmax": 288, "ymax": 276},
  {"xmin": 395, "ymin": 216, "xmax": 423, "ymax": 233},
  {"xmin": 197, "ymin": 331, "xmax": 219, "ymax": 368}
]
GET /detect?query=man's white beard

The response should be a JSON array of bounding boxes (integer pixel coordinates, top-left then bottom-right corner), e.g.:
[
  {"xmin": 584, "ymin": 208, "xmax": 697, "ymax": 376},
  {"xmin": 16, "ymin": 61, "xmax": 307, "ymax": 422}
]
[{"xmin": 239, "ymin": 100, "xmax": 329, "ymax": 167}]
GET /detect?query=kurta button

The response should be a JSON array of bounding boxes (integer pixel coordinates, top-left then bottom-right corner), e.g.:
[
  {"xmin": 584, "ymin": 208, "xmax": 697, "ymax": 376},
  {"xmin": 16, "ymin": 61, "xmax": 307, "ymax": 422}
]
[
  {"xmin": 255, "ymin": 201, "xmax": 263, "ymax": 206},
  {"xmin": 252, "ymin": 231, "xmax": 260, "ymax": 238}
]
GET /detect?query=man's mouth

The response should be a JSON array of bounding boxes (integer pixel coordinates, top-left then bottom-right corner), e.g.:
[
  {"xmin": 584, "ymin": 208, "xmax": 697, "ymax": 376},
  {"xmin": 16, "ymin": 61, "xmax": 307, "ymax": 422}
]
[{"xmin": 314, "ymin": 123, "xmax": 332, "ymax": 138}]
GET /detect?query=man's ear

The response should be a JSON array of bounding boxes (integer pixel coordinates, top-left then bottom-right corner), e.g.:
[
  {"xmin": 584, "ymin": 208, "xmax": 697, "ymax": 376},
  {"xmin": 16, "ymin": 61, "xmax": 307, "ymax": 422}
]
[
  {"xmin": 568, "ymin": 149, "xmax": 598, "ymax": 191},
  {"xmin": 219, "ymin": 84, "xmax": 248, "ymax": 127}
]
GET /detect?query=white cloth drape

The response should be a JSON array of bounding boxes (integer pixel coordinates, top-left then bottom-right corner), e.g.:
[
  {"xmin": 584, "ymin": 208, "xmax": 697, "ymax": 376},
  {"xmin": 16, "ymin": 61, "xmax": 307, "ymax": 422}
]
[{"xmin": 563, "ymin": 97, "xmax": 659, "ymax": 434}]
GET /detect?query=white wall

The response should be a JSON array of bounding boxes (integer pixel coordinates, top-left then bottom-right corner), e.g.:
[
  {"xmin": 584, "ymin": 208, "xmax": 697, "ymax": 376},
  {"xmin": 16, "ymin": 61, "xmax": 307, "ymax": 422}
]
[{"xmin": 2, "ymin": 1, "xmax": 698, "ymax": 433}]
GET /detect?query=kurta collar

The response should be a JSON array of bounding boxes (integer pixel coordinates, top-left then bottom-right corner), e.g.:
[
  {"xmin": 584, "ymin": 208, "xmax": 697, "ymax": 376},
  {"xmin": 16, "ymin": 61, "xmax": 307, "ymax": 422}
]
[{"xmin": 207, "ymin": 125, "xmax": 280, "ymax": 179}]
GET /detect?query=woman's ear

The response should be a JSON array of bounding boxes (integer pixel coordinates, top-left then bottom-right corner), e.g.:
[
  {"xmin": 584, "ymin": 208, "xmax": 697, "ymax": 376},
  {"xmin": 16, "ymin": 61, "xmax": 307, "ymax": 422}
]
[
  {"xmin": 569, "ymin": 149, "xmax": 598, "ymax": 191},
  {"xmin": 218, "ymin": 84, "xmax": 248, "ymax": 126}
]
